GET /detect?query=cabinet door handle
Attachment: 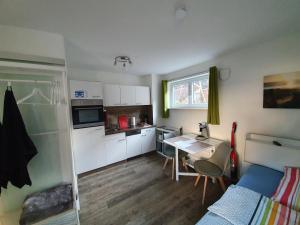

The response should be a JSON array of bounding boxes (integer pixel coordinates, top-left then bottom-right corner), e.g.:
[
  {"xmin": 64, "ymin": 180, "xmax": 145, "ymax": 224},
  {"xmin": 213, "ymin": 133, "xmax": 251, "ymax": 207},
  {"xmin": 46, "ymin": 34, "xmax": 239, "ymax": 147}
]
[
  {"xmin": 118, "ymin": 139, "xmax": 126, "ymax": 142},
  {"xmin": 141, "ymin": 134, "xmax": 146, "ymax": 136}
]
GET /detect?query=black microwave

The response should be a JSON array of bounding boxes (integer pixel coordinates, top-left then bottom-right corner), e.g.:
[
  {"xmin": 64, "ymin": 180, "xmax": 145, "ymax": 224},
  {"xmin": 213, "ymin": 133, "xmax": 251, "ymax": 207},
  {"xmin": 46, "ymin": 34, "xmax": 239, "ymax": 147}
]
[{"xmin": 71, "ymin": 99, "xmax": 104, "ymax": 129}]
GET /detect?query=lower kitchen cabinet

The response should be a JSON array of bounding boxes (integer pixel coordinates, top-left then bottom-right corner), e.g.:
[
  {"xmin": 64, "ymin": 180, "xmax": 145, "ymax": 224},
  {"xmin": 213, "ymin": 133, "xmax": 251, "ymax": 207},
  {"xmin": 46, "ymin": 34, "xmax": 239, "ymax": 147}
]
[
  {"xmin": 72, "ymin": 127, "xmax": 156, "ymax": 174},
  {"xmin": 141, "ymin": 128, "xmax": 156, "ymax": 153},
  {"xmin": 126, "ymin": 134, "xmax": 142, "ymax": 158},
  {"xmin": 105, "ymin": 133, "xmax": 127, "ymax": 165},
  {"xmin": 72, "ymin": 126, "xmax": 106, "ymax": 174}
]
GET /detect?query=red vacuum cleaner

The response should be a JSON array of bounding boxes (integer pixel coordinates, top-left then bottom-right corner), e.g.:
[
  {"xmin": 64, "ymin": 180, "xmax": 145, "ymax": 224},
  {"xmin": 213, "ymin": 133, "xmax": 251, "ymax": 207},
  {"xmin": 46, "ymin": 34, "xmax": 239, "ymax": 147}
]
[{"xmin": 230, "ymin": 122, "xmax": 238, "ymax": 181}]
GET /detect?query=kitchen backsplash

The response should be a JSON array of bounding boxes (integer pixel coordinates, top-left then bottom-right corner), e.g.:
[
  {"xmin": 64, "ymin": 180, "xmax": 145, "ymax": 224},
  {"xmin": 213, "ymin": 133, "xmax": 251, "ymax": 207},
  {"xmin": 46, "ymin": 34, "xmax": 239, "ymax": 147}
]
[{"xmin": 105, "ymin": 105, "xmax": 153, "ymax": 129}]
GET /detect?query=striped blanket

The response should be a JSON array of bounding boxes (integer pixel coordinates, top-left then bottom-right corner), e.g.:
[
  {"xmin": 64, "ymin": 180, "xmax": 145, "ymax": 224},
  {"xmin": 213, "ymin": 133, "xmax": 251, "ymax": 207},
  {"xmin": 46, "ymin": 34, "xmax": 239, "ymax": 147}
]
[
  {"xmin": 250, "ymin": 195, "xmax": 300, "ymax": 225},
  {"xmin": 208, "ymin": 185, "xmax": 300, "ymax": 225},
  {"xmin": 272, "ymin": 167, "xmax": 300, "ymax": 212}
]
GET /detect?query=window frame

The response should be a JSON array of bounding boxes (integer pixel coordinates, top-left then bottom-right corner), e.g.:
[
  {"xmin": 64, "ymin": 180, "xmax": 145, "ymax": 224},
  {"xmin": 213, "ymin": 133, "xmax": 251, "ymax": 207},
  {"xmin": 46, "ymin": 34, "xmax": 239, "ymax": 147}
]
[{"xmin": 168, "ymin": 72, "xmax": 209, "ymax": 109}]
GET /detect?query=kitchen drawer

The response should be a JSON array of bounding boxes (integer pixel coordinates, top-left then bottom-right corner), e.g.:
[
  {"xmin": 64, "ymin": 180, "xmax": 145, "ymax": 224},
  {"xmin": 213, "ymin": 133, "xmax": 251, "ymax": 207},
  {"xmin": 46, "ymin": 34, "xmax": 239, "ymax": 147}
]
[
  {"xmin": 72, "ymin": 126, "xmax": 105, "ymax": 136},
  {"xmin": 104, "ymin": 132, "xmax": 125, "ymax": 141}
]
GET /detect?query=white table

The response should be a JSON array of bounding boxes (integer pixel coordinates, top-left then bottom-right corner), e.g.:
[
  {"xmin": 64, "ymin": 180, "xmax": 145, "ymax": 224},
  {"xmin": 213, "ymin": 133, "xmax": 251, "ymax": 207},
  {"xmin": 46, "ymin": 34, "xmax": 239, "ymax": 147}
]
[{"xmin": 163, "ymin": 135, "xmax": 224, "ymax": 181}]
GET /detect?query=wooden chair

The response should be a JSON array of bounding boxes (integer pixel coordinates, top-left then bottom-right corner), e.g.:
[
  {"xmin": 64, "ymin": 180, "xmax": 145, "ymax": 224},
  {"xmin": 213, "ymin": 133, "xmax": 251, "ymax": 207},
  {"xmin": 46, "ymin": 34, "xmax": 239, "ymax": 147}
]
[{"xmin": 193, "ymin": 145, "xmax": 231, "ymax": 205}]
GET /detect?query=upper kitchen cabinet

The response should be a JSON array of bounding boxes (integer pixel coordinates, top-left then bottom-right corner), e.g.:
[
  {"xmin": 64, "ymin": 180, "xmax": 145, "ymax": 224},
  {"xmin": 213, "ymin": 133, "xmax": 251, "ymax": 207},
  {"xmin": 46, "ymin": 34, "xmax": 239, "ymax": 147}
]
[
  {"xmin": 135, "ymin": 86, "xmax": 150, "ymax": 105},
  {"xmin": 104, "ymin": 84, "xmax": 121, "ymax": 106},
  {"xmin": 70, "ymin": 80, "xmax": 103, "ymax": 99},
  {"xmin": 104, "ymin": 84, "xmax": 151, "ymax": 106},
  {"xmin": 120, "ymin": 85, "xmax": 135, "ymax": 106}
]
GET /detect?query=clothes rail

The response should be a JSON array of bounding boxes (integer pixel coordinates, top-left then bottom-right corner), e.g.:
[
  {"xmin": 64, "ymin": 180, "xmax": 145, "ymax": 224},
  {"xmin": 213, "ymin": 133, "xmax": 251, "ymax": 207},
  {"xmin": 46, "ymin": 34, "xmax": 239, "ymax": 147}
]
[{"xmin": 0, "ymin": 79, "xmax": 52, "ymax": 84}]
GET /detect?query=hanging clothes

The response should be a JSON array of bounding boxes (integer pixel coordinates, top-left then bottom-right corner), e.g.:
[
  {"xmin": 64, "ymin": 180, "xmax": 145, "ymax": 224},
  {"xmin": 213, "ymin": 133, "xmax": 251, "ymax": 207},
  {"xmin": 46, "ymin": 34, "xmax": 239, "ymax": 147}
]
[
  {"xmin": 0, "ymin": 121, "xmax": 4, "ymax": 194},
  {"xmin": 0, "ymin": 88, "xmax": 38, "ymax": 190}
]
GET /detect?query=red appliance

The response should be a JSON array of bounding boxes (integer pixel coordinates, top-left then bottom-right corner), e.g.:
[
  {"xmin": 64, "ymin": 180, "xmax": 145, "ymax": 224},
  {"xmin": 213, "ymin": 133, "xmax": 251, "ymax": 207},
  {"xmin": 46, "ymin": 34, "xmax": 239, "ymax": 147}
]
[
  {"xmin": 230, "ymin": 122, "xmax": 238, "ymax": 181},
  {"xmin": 118, "ymin": 115, "xmax": 128, "ymax": 130}
]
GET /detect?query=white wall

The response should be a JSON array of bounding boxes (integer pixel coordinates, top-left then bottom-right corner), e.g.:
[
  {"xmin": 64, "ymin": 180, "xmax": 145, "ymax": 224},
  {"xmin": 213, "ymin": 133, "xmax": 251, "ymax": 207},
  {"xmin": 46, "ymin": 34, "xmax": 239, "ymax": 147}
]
[
  {"xmin": 68, "ymin": 68, "xmax": 150, "ymax": 86},
  {"xmin": 158, "ymin": 32, "xmax": 300, "ymax": 173}
]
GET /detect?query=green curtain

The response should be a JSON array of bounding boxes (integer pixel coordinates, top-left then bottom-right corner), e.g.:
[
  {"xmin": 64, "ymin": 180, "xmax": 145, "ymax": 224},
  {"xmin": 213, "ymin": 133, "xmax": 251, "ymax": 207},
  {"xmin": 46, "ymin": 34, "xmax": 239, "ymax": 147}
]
[
  {"xmin": 162, "ymin": 80, "xmax": 169, "ymax": 118},
  {"xmin": 207, "ymin": 66, "xmax": 220, "ymax": 125}
]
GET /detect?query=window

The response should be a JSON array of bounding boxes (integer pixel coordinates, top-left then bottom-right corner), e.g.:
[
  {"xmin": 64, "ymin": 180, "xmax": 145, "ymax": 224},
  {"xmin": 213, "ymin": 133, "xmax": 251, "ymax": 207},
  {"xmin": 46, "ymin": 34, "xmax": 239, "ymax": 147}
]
[{"xmin": 169, "ymin": 72, "xmax": 209, "ymax": 109}]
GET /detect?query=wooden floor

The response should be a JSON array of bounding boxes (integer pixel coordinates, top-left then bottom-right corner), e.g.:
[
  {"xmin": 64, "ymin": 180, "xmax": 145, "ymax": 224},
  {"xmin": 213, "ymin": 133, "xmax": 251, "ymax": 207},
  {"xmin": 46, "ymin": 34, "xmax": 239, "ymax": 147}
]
[{"xmin": 78, "ymin": 153, "xmax": 223, "ymax": 225}]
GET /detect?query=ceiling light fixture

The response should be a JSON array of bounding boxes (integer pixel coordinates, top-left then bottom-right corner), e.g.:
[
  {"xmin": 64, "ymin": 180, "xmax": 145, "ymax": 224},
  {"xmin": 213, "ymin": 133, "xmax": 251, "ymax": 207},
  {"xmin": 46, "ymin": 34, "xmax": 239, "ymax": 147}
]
[
  {"xmin": 175, "ymin": 6, "xmax": 187, "ymax": 21},
  {"xmin": 114, "ymin": 56, "xmax": 132, "ymax": 68}
]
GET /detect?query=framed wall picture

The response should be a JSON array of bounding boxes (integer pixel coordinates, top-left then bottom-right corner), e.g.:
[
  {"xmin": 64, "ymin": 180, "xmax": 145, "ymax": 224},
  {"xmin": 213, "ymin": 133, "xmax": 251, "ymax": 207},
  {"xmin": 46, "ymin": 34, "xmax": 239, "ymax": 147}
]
[{"xmin": 263, "ymin": 71, "xmax": 300, "ymax": 108}]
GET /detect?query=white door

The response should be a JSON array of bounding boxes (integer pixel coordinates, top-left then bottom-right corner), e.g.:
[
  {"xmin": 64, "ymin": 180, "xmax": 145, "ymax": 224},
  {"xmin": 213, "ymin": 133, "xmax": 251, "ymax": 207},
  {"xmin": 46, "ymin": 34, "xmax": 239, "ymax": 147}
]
[
  {"xmin": 141, "ymin": 128, "xmax": 156, "ymax": 153},
  {"xmin": 135, "ymin": 86, "xmax": 150, "ymax": 105},
  {"xmin": 105, "ymin": 133, "xmax": 127, "ymax": 165},
  {"xmin": 104, "ymin": 84, "xmax": 121, "ymax": 106},
  {"xmin": 126, "ymin": 134, "xmax": 142, "ymax": 158},
  {"xmin": 120, "ymin": 85, "xmax": 135, "ymax": 106},
  {"xmin": 72, "ymin": 126, "xmax": 106, "ymax": 174}
]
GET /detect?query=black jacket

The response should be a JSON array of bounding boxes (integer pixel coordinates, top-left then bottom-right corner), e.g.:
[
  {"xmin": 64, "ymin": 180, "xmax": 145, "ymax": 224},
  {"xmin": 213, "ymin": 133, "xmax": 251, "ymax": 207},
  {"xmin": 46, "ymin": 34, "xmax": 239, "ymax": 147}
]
[
  {"xmin": 0, "ymin": 89, "xmax": 38, "ymax": 191},
  {"xmin": 0, "ymin": 121, "xmax": 4, "ymax": 193}
]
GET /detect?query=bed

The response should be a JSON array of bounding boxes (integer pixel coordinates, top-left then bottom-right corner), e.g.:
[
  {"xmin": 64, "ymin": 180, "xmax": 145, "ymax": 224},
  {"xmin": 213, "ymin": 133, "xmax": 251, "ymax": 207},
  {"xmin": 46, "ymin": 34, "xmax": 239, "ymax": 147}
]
[
  {"xmin": 196, "ymin": 164, "xmax": 283, "ymax": 225},
  {"xmin": 196, "ymin": 133, "xmax": 300, "ymax": 225}
]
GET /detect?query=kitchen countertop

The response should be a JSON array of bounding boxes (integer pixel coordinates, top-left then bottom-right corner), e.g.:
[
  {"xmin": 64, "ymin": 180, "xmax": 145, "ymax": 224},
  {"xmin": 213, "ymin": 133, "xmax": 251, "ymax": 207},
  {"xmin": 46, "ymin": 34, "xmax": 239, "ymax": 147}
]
[{"xmin": 105, "ymin": 125, "xmax": 155, "ymax": 135}]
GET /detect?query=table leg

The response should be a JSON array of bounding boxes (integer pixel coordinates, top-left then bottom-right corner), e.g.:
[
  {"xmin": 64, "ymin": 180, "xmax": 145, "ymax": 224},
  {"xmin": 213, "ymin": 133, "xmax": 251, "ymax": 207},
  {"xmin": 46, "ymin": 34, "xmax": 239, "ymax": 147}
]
[{"xmin": 175, "ymin": 147, "xmax": 179, "ymax": 181}]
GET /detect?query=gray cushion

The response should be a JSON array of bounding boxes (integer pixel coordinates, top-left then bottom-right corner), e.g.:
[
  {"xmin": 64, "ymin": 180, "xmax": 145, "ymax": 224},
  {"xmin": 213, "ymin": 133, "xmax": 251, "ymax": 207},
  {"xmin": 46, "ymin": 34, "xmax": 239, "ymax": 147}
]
[
  {"xmin": 194, "ymin": 160, "xmax": 222, "ymax": 177},
  {"xmin": 163, "ymin": 146, "xmax": 188, "ymax": 158},
  {"xmin": 19, "ymin": 183, "xmax": 73, "ymax": 225},
  {"xmin": 162, "ymin": 146, "xmax": 175, "ymax": 157}
]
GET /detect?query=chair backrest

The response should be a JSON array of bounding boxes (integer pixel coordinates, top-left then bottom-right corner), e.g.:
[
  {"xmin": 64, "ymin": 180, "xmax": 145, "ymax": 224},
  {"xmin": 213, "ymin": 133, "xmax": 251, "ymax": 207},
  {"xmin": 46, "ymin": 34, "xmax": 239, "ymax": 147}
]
[{"xmin": 208, "ymin": 142, "xmax": 231, "ymax": 174}]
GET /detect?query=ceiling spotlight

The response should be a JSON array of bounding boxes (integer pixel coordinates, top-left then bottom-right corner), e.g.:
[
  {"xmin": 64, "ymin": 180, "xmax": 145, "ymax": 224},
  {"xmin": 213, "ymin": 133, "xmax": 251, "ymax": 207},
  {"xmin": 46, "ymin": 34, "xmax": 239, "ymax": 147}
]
[
  {"xmin": 114, "ymin": 56, "xmax": 132, "ymax": 68},
  {"xmin": 175, "ymin": 7, "xmax": 187, "ymax": 21}
]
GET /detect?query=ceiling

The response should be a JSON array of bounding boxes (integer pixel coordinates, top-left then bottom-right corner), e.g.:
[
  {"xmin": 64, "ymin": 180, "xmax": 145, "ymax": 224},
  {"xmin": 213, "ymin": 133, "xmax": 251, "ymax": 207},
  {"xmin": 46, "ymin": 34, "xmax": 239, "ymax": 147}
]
[{"xmin": 0, "ymin": 0, "xmax": 300, "ymax": 75}]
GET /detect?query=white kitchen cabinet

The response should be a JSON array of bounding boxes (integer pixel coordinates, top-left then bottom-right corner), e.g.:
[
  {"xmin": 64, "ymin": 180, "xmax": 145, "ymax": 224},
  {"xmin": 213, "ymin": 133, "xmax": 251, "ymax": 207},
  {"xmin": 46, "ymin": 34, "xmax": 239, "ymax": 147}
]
[
  {"xmin": 70, "ymin": 80, "xmax": 103, "ymax": 99},
  {"xmin": 141, "ymin": 128, "xmax": 156, "ymax": 153},
  {"xmin": 104, "ymin": 84, "xmax": 121, "ymax": 106},
  {"xmin": 126, "ymin": 134, "xmax": 142, "ymax": 158},
  {"xmin": 120, "ymin": 85, "xmax": 135, "ymax": 106},
  {"xmin": 104, "ymin": 84, "xmax": 150, "ymax": 106},
  {"xmin": 72, "ymin": 126, "xmax": 106, "ymax": 174},
  {"xmin": 135, "ymin": 86, "xmax": 150, "ymax": 105},
  {"xmin": 105, "ymin": 133, "xmax": 127, "ymax": 164}
]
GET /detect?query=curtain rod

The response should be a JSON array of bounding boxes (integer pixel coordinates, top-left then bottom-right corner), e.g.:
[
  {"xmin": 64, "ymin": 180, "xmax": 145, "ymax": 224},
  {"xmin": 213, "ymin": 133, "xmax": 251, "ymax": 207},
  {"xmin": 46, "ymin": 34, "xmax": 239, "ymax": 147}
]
[
  {"xmin": 168, "ymin": 67, "xmax": 230, "ymax": 82},
  {"xmin": 168, "ymin": 70, "xmax": 209, "ymax": 82}
]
